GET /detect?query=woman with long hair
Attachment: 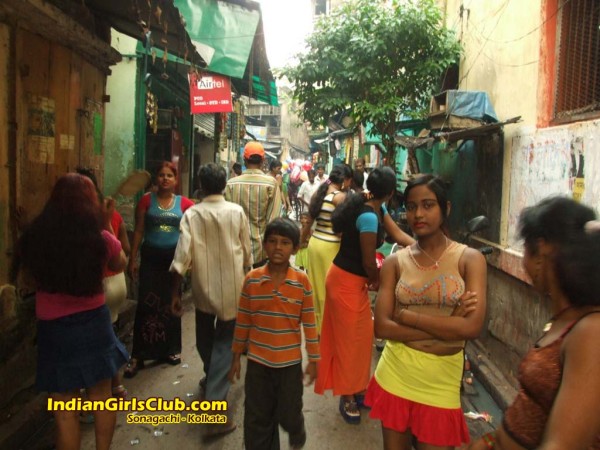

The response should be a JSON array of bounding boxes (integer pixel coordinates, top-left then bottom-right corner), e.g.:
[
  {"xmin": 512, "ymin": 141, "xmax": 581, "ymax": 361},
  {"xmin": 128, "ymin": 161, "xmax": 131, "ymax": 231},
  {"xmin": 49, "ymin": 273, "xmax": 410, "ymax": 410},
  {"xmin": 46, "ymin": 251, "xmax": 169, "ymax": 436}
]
[
  {"xmin": 314, "ymin": 167, "xmax": 414, "ymax": 424},
  {"xmin": 467, "ymin": 197, "xmax": 600, "ymax": 450},
  {"xmin": 366, "ymin": 174, "xmax": 487, "ymax": 449},
  {"xmin": 125, "ymin": 162, "xmax": 194, "ymax": 377},
  {"xmin": 16, "ymin": 173, "xmax": 128, "ymax": 450},
  {"xmin": 300, "ymin": 164, "xmax": 353, "ymax": 332},
  {"xmin": 76, "ymin": 167, "xmax": 130, "ymax": 398}
]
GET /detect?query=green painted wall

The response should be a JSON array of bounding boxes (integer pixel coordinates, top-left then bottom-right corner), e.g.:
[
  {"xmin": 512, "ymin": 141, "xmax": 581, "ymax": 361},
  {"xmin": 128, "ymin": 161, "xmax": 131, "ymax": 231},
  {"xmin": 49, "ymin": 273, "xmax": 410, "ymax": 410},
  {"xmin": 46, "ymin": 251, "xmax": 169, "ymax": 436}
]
[
  {"xmin": 104, "ymin": 31, "xmax": 138, "ymax": 196},
  {"xmin": 104, "ymin": 31, "xmax": 194, "ymax": 226}
]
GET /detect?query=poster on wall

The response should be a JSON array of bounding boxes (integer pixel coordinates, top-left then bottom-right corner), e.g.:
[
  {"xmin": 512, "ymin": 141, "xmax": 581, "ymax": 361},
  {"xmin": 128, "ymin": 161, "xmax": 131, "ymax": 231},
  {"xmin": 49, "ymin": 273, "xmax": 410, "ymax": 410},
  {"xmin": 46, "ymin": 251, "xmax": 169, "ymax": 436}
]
[
  {"xmin": 27, "ymin": 95, "xmax": 56, "ymax": 164},
  {"xmin": 189, "ymin": 72, "xmax": 233, "ymax": 114},
  {"xmin": 571, "ymin": 137, "xmax": 585, "ymax": 202}
]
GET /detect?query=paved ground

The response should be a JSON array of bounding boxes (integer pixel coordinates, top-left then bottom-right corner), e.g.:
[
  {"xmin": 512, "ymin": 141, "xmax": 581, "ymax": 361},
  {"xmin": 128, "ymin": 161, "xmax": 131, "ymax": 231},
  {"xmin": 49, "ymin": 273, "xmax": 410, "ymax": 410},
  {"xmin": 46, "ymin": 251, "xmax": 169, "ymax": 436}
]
[{"xmin": 25, "ymin": 290, "xmax": 499, "ymax": 450}]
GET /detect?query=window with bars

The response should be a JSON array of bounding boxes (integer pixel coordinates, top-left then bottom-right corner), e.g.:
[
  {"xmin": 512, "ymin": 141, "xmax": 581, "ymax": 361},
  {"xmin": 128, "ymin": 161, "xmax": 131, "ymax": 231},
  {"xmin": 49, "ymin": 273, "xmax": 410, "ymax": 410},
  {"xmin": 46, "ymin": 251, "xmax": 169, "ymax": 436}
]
[{"xmin": 554, "ymin": 0, "xmax": 600, "ymax": 121}]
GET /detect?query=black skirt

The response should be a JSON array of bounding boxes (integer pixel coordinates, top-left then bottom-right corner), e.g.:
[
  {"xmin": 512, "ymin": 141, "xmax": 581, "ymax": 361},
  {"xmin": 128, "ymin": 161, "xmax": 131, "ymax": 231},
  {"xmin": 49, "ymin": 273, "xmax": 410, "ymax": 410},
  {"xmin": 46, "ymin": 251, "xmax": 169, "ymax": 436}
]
[
  {"xmin": 36, "ymin": 304, "xmax": 129, "ymax": 393},
  {"xmin": 131, "ymin": 244, "xmax": 182, "ymax": 360}
]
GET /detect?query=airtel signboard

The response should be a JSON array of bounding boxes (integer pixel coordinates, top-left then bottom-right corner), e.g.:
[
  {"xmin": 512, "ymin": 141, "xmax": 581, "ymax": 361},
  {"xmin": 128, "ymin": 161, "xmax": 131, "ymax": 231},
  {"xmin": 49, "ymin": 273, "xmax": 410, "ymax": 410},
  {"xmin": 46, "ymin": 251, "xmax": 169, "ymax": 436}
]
[{"xmin": 189, "ymin": 72, "xmax": 233, "ymax": 114}]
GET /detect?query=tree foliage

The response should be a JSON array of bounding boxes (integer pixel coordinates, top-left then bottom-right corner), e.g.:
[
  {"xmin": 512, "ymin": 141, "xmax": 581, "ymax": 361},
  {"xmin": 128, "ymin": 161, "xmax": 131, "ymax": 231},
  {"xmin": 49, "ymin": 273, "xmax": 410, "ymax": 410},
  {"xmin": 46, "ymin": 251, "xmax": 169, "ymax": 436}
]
[{"xmin": 280, "ymin": 0, "xmax": 462, "ymax": 166}]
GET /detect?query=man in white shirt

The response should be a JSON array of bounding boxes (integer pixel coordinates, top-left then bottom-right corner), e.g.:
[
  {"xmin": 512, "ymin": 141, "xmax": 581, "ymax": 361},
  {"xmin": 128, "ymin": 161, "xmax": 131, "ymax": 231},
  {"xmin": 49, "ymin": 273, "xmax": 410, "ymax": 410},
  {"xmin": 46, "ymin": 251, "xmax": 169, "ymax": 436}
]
[
  {"xmin": 314, "ymin": 163, "xmax": 328, "ymax": 185},
  {"xmin": 170, "ymin": 163, "xmax": 252, "ymax": 436},
  {"xmin": 297, "ymin": 170, "xmax": 320, "ymax": 212}
]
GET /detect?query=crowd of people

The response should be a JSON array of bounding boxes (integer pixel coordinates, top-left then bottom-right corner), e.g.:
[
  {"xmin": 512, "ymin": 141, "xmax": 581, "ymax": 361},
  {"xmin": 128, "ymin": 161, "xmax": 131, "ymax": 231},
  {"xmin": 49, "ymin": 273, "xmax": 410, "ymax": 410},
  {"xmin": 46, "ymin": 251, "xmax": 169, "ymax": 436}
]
[{"xmin": 13, "ymin": 140, "xmax": 600, "ymax": 450}]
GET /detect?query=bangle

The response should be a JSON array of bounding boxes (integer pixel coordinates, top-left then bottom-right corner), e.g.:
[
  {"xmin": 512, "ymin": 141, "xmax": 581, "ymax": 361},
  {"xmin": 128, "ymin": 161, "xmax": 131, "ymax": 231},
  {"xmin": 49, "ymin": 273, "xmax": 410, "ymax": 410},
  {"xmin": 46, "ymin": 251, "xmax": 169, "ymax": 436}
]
[
  {"xmin": 482, "ymin": 432, "xmax": 496, "ymax": 449},
  {"xmin": 414, "ymin": 312, "xmax": 420, "ymax": 329}
]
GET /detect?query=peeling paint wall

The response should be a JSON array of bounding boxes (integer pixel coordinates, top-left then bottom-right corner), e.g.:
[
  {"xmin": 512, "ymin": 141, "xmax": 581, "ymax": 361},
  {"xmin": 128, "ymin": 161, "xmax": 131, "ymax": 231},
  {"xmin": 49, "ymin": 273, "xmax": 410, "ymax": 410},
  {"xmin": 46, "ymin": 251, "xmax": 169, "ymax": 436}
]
[
  {"xmin": 0, "ymin": 23, "xmax": 109, "ymax": 412},
  {"xmin": 508, "ymin": 121, "xmax": 600, "ymax": 246},
  {"xmin": 442, "ymin": 0, "xmax": 600, "ymax": 389},
  {"xmin": 104, "ymin": 31, "xmax": 138, "ymax": 228}
]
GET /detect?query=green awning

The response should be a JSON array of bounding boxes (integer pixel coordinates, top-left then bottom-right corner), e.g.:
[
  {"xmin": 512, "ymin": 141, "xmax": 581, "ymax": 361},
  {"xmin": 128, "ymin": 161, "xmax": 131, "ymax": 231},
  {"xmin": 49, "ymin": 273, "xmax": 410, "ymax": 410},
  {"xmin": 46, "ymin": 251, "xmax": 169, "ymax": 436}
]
[
  {"xmin": 175, "ymin": 0, "xmax": 278, "ymax": 106},
  {"xmin": 175, "ymin": 0, "xmax": 258, "ymax": 78},
  {"xmin": 138, "ymin": 47, "xmax": 278, "ymax": 107}
]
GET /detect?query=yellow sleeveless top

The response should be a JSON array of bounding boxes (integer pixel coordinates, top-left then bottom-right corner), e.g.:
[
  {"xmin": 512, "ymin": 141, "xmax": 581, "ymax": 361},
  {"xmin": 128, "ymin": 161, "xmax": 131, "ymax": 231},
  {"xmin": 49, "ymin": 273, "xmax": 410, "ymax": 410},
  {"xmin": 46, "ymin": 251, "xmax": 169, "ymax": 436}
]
[{"xmin": 374, "ymin": 241, "xmax": 467, "ymax": 408}]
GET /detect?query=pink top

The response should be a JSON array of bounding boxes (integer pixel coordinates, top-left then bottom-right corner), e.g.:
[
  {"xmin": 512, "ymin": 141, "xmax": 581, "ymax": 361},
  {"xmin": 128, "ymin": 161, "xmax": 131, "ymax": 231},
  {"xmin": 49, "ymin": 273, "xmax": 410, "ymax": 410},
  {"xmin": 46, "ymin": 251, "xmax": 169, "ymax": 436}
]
[
  {"xmin": 36, "ymin": 231, "xmax": 122, "ymax": 320},
  {"xmin": 104, "ymin": 211, "xmax": 124, "ymax": 277}
]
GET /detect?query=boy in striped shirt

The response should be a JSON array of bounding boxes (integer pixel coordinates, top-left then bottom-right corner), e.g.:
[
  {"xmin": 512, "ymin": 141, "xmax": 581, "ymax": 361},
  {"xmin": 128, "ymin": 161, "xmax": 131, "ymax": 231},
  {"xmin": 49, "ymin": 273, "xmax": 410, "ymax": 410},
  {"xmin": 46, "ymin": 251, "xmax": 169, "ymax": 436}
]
[{"xmin": 229, "ymin": 217, "xmax": 320, "ymax": 450}]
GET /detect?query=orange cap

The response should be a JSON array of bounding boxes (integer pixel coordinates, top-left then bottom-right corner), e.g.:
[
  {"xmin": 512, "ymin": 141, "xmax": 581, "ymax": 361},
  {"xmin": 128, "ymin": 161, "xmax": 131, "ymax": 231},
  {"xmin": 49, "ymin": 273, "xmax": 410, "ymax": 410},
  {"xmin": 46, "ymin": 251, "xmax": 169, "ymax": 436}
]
[{"xmin": 243, "ymin": 141, "xmax": 265, "ymax": 159}]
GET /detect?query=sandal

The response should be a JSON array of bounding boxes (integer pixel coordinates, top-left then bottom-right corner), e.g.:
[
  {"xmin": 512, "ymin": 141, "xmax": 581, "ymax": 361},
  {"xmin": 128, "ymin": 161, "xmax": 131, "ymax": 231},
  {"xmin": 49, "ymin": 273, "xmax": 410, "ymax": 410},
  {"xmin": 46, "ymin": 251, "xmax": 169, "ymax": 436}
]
[
  {"xmin": 112, "ymin": 384, "xmax": 128, "ymax": 399},
  {"xmin": 354, "ymin": 393, "xmax": 371, "ymax": 410},
  {"xmin": 123, "ymin": 359, "xmax": 144, "ymax": 379},
  {"xmin": 203, "ymin": 421, "xmax": 237, "ymax": 439},
  {"xmin": 339, "ymin": 397, "xmax": 360, "ymax": 424},
  {"xmin": 165, "ymin": 354, "xmax": 181, "ymax": 366}
]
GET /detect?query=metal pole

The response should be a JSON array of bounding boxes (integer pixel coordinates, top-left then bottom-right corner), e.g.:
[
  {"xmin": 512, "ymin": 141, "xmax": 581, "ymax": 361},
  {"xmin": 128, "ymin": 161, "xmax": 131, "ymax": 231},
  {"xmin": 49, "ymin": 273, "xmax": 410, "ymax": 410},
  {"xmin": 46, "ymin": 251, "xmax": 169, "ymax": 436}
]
[{"xmin": 136, "ymin": 31, "xmax": 151, "ymax": 171}]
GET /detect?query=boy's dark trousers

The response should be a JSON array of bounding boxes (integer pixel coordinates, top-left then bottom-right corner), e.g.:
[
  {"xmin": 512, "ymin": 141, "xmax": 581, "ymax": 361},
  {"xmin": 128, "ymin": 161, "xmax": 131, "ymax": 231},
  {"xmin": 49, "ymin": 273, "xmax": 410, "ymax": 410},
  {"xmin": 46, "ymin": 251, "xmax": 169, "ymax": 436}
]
[{"xmin": 244, "ymin": 359, "xmax": 306, "ymax": 450}]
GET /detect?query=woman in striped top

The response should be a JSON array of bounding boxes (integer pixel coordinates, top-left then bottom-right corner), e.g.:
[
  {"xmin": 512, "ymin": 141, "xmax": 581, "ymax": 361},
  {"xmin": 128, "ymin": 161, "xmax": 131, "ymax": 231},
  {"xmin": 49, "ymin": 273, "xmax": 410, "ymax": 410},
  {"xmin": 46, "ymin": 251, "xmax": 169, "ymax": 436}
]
[{"xmin": 300, "ymin": 165, "xmax": 353, "ymax": 332}]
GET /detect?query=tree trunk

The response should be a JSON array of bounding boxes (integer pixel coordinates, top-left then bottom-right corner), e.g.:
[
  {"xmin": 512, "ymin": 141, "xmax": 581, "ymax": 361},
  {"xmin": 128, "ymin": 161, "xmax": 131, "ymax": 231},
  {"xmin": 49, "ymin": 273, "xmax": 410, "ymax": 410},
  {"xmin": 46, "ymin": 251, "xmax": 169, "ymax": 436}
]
[
  {"xmin": 381, "ymin": 120, "xmax": 397, "ymax": 168},
  {"xmin": 383, "ymin": 135, "xmax": 396, "ymax": 168}
]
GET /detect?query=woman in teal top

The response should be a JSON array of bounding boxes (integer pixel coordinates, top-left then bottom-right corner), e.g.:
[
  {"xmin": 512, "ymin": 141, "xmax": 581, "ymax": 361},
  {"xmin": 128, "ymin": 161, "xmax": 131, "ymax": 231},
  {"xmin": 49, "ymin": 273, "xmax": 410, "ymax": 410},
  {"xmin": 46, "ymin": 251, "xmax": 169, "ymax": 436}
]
[{"xmin": 125, "ymin": 162, "xmax": 194, "ymax": 377}]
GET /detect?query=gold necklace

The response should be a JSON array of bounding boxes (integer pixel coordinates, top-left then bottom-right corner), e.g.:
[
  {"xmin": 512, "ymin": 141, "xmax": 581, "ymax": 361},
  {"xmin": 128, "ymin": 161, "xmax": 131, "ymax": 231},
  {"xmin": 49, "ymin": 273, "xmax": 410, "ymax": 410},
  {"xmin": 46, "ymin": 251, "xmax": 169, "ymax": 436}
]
[
  {"xmin": 416, "ymin": 236, "xmax": 449, "ymax": 268},
  {"xmin": 157, "ymin": 194, "xmax": 175, "ymax": 210}
]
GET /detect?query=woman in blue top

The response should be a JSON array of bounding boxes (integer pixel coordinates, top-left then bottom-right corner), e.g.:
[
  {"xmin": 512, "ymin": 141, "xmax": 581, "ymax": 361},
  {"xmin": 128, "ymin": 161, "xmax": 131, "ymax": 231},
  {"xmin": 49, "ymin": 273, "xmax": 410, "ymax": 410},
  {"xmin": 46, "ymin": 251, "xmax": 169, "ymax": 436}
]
[
  {"xmin": 314, "ymin": 167, "xmax": 414, "ymax": 424},
  {"xmin": 125, "ymin": 162, "xmax": 194, "ymax": 377}
]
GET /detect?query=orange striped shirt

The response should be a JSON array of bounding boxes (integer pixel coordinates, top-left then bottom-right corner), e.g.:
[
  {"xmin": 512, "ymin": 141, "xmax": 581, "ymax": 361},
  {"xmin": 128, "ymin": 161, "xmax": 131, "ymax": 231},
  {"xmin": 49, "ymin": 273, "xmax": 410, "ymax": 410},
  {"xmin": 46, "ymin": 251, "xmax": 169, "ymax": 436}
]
[{"xmin": 232, "ymin": 264, "xmax": 320, "ymax": 368}]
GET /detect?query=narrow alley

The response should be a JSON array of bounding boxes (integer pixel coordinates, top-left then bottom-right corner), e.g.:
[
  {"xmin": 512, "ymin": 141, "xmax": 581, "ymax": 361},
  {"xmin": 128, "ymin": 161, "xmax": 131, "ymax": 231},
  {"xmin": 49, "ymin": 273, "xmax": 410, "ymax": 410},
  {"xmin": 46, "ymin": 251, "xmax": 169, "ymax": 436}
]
[{"xmin": 24, "ymin": 291, "xmax": 501, "ymax": 450}]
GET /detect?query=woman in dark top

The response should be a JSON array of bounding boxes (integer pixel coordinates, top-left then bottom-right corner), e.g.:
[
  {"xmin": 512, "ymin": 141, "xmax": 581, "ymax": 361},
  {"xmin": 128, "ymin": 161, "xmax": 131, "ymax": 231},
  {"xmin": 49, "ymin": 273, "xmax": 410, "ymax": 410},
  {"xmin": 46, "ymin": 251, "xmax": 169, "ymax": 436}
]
[
  {"xmin": 314, "ymin": 167, "xmax": 414, "ymax": 424},
  {"xmin": 125, "ymin": 162, "xmax": 194, "ymax": 377},
  {"xmin": 468, "ymin": 197, "xmax": 600, "ymax": 450}
]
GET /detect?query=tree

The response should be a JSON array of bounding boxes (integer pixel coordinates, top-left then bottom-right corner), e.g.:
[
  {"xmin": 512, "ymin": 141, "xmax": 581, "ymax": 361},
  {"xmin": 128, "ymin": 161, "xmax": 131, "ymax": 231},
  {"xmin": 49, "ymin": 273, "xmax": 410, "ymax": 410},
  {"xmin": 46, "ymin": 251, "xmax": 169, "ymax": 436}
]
[{"xmin": 280, "ymin": 0, "xmax": 462, "ymax": 167}]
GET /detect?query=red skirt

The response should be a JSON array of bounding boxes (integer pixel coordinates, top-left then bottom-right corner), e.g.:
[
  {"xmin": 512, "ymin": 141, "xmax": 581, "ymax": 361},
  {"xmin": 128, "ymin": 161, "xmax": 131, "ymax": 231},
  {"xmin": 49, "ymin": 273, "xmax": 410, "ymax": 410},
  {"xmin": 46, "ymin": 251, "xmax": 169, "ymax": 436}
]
[{"xmin": 365, "ymin": 377, "xmax": 470, "ymax": 447}]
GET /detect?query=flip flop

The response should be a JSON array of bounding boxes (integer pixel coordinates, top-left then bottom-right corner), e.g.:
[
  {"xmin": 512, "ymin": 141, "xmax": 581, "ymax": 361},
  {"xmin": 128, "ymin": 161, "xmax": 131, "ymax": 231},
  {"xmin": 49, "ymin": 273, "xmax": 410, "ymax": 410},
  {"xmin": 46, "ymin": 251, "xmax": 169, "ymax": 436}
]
[
  {"xmin": 203, "ymin": 421, "xmax": 237, "ymax": 439},
  {"xmin": 112, "ymin": 385, "xmax": 128, "ymax": 399},
  {"xmin": 164, "ymin": 354, "xmax": 181, "ymax": 366},
  {"xmin": 123, "ymin": 359, "xmax": 144, "ymax": 379}
]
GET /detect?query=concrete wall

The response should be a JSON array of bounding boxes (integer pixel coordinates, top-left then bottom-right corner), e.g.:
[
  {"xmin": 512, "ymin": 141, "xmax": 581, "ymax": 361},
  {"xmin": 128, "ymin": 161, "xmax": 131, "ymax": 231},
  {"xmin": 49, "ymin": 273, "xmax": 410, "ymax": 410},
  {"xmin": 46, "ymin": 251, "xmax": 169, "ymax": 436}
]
[
  {"xmin": 446, "ymin": 0, "xmax": 541, "ymax": 127},
  {"xmin": 280, "ymin": 93, "xmax": 310, "ymax": 152},
  {"xmin": 443, "ymin": 0, "xmax": 600, "ymax": 386},
  {"xmin": 507, "ymin": 121, "xmax": 600, "ymax": 245},
  {"xmin": 104, "ymin": 31, "xmax": 138, "ymax": 227},
  {"xmin": 104, "ymin": 31, "xmax": 137, "ymax": 195},
  {"xmin": 479, "ymin": 266, "xmax": 549, "ymax": 386}
]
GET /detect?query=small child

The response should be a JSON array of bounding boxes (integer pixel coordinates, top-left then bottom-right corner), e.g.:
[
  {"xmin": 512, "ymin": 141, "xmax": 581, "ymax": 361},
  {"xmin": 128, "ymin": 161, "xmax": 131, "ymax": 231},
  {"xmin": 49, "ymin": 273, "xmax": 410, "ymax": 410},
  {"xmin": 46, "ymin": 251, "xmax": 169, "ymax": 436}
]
[
  {"xmin": 229, "ymin": 217, "xmax": 320, "ymax": 450},
  {"xmin": 294, "ymin": 212, "xmax": 311, "ymax": 271}
]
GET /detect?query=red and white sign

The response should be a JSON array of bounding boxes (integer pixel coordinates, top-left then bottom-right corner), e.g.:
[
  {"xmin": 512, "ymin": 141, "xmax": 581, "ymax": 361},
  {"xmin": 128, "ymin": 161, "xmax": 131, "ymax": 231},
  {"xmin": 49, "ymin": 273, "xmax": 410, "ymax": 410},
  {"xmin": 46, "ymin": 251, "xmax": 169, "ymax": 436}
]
[{"xmin": 189, "ymin": 72, "xmax": 233, "ymax": 114}]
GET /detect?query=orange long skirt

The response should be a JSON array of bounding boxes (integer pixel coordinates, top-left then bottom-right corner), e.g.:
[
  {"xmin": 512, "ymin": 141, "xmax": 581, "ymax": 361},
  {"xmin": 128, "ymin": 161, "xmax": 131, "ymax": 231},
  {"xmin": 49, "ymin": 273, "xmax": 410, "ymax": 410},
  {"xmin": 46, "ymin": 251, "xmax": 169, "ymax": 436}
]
[{"xmin": 314, "ymin": 264, "xmax": 374, "ymax": 396}]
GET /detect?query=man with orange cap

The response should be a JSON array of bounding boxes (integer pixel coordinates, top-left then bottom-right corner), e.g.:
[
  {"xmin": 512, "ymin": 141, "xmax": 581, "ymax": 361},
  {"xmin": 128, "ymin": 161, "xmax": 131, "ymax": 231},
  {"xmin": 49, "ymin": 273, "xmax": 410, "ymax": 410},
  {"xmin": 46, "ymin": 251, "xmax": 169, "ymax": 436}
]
[{"xmin": 225, "ymin": 142, "xmax": 283, "ymax": 266}]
